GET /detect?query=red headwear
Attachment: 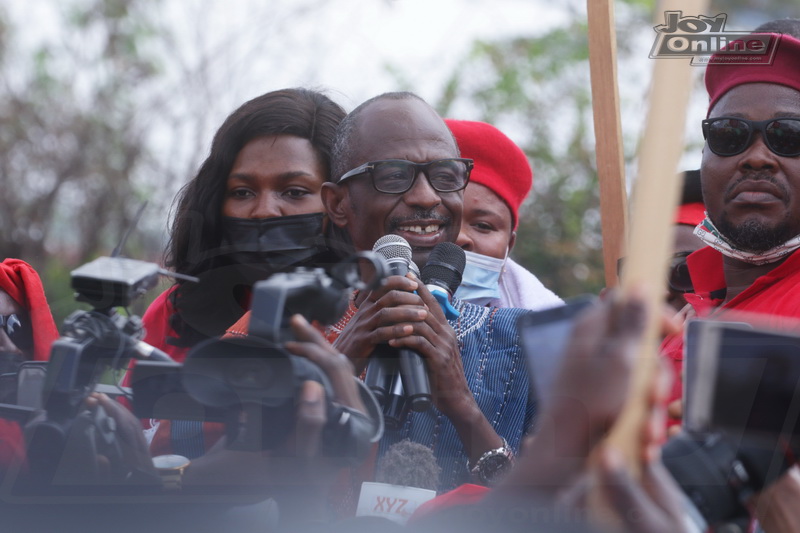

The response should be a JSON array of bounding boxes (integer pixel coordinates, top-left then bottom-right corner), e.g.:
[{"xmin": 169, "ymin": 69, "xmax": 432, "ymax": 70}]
[
  {"xmin": 445, "ymin": 119, "xmax": 532, "ymax": 230},
  {"xmin": 0, "ymin": 259, "xmax": 58, "ymax": 361},
  {"xmin": 705, "ymin": 33, "xmax": 800, "ymax": 115}
]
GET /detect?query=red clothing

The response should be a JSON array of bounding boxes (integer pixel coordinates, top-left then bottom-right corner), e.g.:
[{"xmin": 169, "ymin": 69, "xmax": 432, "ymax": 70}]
[
  {"xmin": 410, "ymin": 483, "xmax": 490, "ymax": 522},
  {"xmin": 136, "ymin": 287, "xmax": 224, "ymax": 455},
  {"xmin": 662, "ymin": 247, "xmax": 800, "ymax": 410},
  {"xmin": 0, "ymin": 259, "xmax": 57, "ymax": 473},
  {"xmin": 0, "ymin": 258, "xmax": 58, "ymax": 361},
  {"xmin": 141, "ymin": 287, "xmax": 190, "ymax": 363}
]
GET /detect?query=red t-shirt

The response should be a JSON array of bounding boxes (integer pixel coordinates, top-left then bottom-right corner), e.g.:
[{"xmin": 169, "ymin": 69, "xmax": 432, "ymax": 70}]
[{"xmin": 661, "ymin": 247, "xmax": 800, "ymax": 411}]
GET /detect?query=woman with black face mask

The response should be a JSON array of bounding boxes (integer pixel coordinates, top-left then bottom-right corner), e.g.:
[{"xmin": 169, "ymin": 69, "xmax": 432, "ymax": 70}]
[{"xmin": 136, "ymin": 88, "xmax": 346, "ymax": 458}]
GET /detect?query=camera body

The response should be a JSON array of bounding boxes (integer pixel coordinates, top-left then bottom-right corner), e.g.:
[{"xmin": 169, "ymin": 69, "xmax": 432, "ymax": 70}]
[
  {"xmin": 132, "ymin": 254, "xmax": 386, "ymax": 462},
  {"xmin": 663, "ymin": 318, "xmax": 800, "ymax": 530},
  {"xmin": 248, "ymin": 267, "xmax": 350, "ymax": 343},
  {"xmin": 23, "ymin": 257, "xmax": 163, "ymax": 487}
]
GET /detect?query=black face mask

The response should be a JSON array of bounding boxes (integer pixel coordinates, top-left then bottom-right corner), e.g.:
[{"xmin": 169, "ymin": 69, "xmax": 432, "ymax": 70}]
[
  {"xmin": 174, "ymin": 212, "xmax": 333, "ymax": 343},
  {"xmin": 219, "ymin": 212, "xmax": 328, "ymax": 273}
]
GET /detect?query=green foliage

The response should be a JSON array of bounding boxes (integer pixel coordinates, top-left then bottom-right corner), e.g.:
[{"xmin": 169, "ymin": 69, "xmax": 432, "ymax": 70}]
[
  {"xmin": 0, "ymin": 0, "xmax": 164, "ymax": 322},
  {"xmin": 432, "ymin": 15, "xmax": 626, "ymax": 297}
]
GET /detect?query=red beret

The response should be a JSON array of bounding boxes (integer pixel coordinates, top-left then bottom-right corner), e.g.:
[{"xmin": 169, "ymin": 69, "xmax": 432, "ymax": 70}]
[
  {"xmin": 445, "ymin": 119, "xmax": 532, "ymax": 229},
  {"xmin": 0, "ymin": 259, "xmax": 58, "ymax": 361},
  {"xmin": 706, "ymin": 33, "xmax": 800, "ymax": 115}
]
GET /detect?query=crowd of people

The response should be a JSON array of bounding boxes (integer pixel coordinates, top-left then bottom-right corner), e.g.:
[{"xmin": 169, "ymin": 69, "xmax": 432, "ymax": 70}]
[{"xmin": 2, "ymin": 20, "xmax": 800, "ymax": 533}]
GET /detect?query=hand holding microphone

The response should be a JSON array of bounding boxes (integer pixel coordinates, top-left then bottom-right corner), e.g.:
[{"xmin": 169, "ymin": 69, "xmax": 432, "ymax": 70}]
[
  {"xmin": 368, "ymin": 237, "xmax": 466, "ymax": 414},
  {"xmin": 367, "ymin": 235, "xmax": 431, "ymax": 413}
]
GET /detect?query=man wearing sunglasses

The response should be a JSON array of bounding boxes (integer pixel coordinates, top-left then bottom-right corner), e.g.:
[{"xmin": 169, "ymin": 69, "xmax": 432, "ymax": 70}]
[
  {"xmin": 661, "ymin": 34, "xmax": 800, "ymax": 532},
  {"xmin": 322, "ymin": 93, "xmax": 533, "ymax": 498}
]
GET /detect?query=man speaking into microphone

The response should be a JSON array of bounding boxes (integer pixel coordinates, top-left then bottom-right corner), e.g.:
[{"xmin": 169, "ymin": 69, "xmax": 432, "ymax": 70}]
[{"xmin": 321, "ymin": 92, "xmax": 533, "ymax": 497}]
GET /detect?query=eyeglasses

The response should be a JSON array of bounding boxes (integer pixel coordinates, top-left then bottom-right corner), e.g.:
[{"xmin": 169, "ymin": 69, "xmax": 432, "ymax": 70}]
[
  {"xmin": 616, "ymin": 251, "xmax": 694, "ymax": 294},
  {"xmin": 702, "ymin": 117, "xmax": 800, "ymax": 157},
  {"xmin": 0, "ymin": 314, "xmax": 30, "ymax": 346},
  {"xmin": 338, "ymin": 158, "xmax": 473, "ymax": 194}
]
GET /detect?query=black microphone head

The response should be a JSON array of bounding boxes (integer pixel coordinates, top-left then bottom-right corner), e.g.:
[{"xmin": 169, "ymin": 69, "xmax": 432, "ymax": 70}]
[
  {"xmin": 420, "ymin": 242, "xmax": 466, "ymax": 294},
  {"xmin": 372, "ymin": 234, "xmax": 419, "ymax": 276}
]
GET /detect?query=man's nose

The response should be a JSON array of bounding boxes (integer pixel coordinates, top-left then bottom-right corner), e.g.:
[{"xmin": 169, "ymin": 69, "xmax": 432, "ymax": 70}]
[
  {"xmin": 402, "ymin": 172, "xmax": 442, "ymax": 209},
  {"xmin": 739, "ymin": 133, "xmax": 778, "ymax": 171}
]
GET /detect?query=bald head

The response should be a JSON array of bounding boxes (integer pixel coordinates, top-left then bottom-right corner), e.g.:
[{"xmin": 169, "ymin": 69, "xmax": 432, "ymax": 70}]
[
  {"xmin": 331, "ymin": 92, "xmax": 458, "ymax": 182},
  {"xmin": 323, "ymin": 93, "xmax": 464, "ymax": 265}
]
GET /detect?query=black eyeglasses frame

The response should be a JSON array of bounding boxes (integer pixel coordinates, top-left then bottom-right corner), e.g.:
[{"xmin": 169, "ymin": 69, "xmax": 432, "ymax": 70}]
[{"xmin": 337, "ymin": 158, "xmax": 473, "ymax": 194}]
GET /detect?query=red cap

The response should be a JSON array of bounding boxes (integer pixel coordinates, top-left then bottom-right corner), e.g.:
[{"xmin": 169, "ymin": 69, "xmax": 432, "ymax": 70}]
[
  {"xmin": 706, "ymin": 34, "xmax": 800, "ymax": 115},
  {"xmin": 445, "ymin": 119, "xmax": 532, "ymax": 229},
  {"xmin": 0, "ymin": 259, "xmax": 58, "ymax": 361},
  {"xmin": 674, "ymin": 202, "xmax": 705, "ymax": 227}
]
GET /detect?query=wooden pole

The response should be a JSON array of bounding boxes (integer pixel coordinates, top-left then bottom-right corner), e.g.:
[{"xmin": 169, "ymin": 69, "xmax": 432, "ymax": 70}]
[
  {"xmin": 606, "ymin": 0, "xmax": 710, "ymax": 467},
  {"xmin": 587, "ymin": 0, "xmax": 628, "ymax": 288}
]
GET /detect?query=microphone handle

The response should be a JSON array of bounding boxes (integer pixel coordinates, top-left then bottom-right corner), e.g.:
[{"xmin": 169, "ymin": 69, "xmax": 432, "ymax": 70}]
[
  {"xmin": 364, "ymin": 344, "xmax": 396, "ymax": 405},
  {"xmin": 383, "ymin": 370, "xmax": 409, "ymax": 430},
  {"xmin": 398, "ymin": 349, "xmax": 432, "ymax": 412},
  {"xmin": 133, "ymin": 340, "xmax": 174, "ymax": 362}
]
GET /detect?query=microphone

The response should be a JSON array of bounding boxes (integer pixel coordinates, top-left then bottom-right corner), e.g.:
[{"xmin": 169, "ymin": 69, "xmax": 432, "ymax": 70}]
[
  {"xmin": 132, "ymin": 340, "xmax": 174, "ymax": 362},
  {"xmin": 376, "ymin": 439, "xmax": 441, "ymax": 490},
  {"xmin": 382, "ymin": 369, "xmax": 408, "ymax": 430},
  {"xmin": 372, "ymin": 234, "xmax": 420, "ymax": 278},
  {"xmin": 370, "ymin": 235, "xmax": 432, "ymax": 413},
  {"xmin": 420, "ymin": 242, "xmax": 466, "ymax": 320},
  {"xmin": 356, "ymin": 440, "xmax": 440, "ymax": 524}
]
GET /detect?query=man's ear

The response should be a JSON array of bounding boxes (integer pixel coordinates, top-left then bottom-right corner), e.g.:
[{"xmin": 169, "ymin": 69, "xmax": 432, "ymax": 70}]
[
  {"xmin": 321, "ymin": 182, "xmax": 350, "ymax": 229},
  {"xmin": 508, "ymin": 230, "xmax": 517, "ymax": 252}
]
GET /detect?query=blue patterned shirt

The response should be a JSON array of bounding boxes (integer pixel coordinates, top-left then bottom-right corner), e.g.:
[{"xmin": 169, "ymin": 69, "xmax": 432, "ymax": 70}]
[{"xmin": 377, "ymin": 299, "xmax": 535, "ymax": 491}]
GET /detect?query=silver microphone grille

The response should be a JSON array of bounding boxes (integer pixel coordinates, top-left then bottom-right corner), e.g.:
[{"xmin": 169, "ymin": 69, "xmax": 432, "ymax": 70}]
[
  {"xmin": 372, "ymin": 234, "xmax": 419, "ymax": 276},
  {"xmin": 373, "ymin": 234, "xmax": 413, "ymax": 263}
]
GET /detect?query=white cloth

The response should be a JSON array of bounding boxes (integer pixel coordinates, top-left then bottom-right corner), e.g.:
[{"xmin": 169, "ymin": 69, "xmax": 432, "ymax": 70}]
[
  {"xmin": 489, "ymin": 257, "xmax": 563, "ymax": 311},
  {"xmin": 694, "ymin": 215, "xmax": 800, "ymax": 266}
]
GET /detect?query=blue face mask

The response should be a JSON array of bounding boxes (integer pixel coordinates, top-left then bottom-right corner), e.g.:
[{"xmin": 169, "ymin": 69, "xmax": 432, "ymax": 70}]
[{"xmin": 454, "ymin": 250, "xmax": 506, "ymax": 306}]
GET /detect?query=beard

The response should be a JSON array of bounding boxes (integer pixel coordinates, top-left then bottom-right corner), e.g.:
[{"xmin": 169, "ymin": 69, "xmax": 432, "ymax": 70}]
[{"xmin": 715, "ymin": 215, "xmax": 796, "ymax": 253}]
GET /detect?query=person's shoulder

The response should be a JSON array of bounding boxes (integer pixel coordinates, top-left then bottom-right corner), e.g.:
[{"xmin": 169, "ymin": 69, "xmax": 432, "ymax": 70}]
[
  {"xmin": 457, "ymin": 299, "xmax": 527, "ymax": 315},
  {"xmin": 454, "ymin": 300, "xmax": 531, "ymax": 340},
  {"xmin": 499, "ymin": 258, "xmax": 563, "ymax": 310},
  {"xmin": 145, "ymin": 287, "xmax": 177, "ymax": 313},
  {"xmin": 142, "ymin": 286, "xmax": 178, "ymax": 330}
]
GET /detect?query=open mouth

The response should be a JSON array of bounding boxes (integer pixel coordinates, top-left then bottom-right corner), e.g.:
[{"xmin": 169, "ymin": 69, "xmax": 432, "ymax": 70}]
[{"xmin": 396, "ymin": 224, "xmax": 442, "ymax": 235}]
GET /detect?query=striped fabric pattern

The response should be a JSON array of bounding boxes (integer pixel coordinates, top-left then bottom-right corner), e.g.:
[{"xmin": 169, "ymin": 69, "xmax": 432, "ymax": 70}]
[{"xmin": 377, "ymin": 300, "xmax": 535, "ymax": 492}]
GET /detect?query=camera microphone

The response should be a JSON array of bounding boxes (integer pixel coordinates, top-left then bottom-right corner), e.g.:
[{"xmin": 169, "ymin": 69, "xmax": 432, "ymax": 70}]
[
  {"xmin": 366, "ymin": 235, "xmax": 432, "ymax": 412},
  {"xmin": 132, "ymin": 340, "xmax": 174, "ymax": 363}
]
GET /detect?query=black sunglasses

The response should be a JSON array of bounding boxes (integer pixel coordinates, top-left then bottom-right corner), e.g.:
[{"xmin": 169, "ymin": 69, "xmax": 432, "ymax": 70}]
[
  {"xmin": 337, "ymin": 158, "xmax": 473, "ymax": 194},
  {"xmin": 702, "ymin": 116, "xmax": 800, "ymax": 157},
  {"xmin": 616, "ymin": 251, "xmax": 694, "ymax": 294}
]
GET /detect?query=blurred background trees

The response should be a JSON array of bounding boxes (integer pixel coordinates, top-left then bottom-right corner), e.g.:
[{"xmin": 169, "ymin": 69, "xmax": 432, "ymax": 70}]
[{"xmin": 1, "ymin": 0, "xmax": 796, "ymax": 323}]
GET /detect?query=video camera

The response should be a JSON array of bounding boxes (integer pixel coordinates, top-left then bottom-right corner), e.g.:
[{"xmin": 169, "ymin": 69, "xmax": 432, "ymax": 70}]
[
  {"xmin": 131, "ymin": 252, "xmax": 386, "ymax": 463},
  {"xmin": 20, "ymin": 256, "xmax": 170, "ymax": 488},
  {"xmin": 662, "ymin": 319, "xmax": 800, "ymax": 531}
]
